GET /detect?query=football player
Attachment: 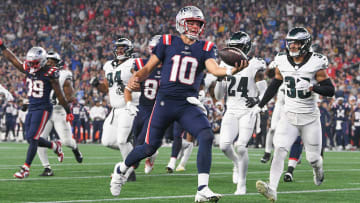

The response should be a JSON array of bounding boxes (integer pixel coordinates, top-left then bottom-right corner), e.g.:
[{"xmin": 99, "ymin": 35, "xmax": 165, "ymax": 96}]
[
  {"xmin": 283, "ymin": 136, "xmax": 303, "ymax": 182},
  {"xmin": 253, "ymin": 27, "xmax": 335, "ymax": 202},
  {"xmin": 110, "ymin": 6, "xmax": 248, "ymax": 202},
  {"xmin": 37, "ymin": 51, "xmax": 83, "ymax": 176},
  {"xmin": 0, "ymin": 39, "xmax": 73, "ymax": 179},
  {"xmin": 331, "ymin": 97, "xmax": 351, "ymax": 150},
  {"xmin": 214, "ymin": 31, "xmax": 267, "ymax": 195},
  {"xmin": 90, "ymin": 38, "xmax": 140, "ymax": 179}
]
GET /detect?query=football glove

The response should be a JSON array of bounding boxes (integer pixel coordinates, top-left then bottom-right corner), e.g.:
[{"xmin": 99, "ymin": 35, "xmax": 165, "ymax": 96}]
[
  {"xmin": 126, "ymin": 101, "xmax": 139, "ymax": 116},
  {"xmin": 90, "ymin": 77, "xmax": 100, "ymax": 87},
  {"xmin": 250, "ymin": 105, "xmax": 262, "ymax": 118},
  {"xmin": 186, "ymin": 97, "xmax": 207, "ymax": 115},
  {"xmin": 296, "ymin": 78, "xmax": 312, "ymax": 91},
  {"xmin": 245, "ymin": 97, "xmax": 259, "ymax": 108},
  {"xmin": 66, "ymin": 113, "xmax": 74, "ymax": 123}
]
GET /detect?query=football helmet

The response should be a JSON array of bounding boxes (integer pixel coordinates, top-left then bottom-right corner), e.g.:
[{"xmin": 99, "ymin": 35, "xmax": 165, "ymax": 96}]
[
  {"xmin": 285, "ymin": 27, "xmax": 312, "ymax": 57},
  {"xmin": 47, "ymin": 51, "xmax": 62, "ymax": 67},
  {"xmin": 226, "ymin": 31, "xmax": 252, "ymax": 55},
  {"xmin": 176, "ymin": 6, "xmax": 205, "ymax": 40},
  {"xmin": 148, "ymin": 35, "xmax": 161, "ymax": 53},
  {"xmin": 113, "ymin": 38, "xmax": 134, "ymax": 61},
  {"xmin": 25, "ymin": 47, "xmax": 47, "ymax": 73}
]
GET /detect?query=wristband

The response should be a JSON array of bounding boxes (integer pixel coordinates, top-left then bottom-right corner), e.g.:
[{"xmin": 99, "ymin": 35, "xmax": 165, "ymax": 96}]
[{"xmin": 226, "ymin": 68, "xmax": 232, "ymax": 76}]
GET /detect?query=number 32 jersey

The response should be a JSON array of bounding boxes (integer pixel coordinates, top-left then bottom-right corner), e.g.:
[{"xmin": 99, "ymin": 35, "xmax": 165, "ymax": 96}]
[
  {"xmin": 275, "ymin": 52, "xmax": 328, "ymax": 114},
  {"xmin": 103, "ymin": 59, "xmax": 140, "ymax": 108},
  {"xmin": 152, "ymin": 35, "xmax": 216, "ymax": 98}
]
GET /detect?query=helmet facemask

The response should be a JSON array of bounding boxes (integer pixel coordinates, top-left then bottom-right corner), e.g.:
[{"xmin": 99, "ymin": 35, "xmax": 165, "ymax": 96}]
[
  {"xmin": 226, "ymin": 31, "xmax": 252, "ymax": 55},
  {"xmin": 113, "ymin": 38, "xmax": 134, "ymax": 61},
  {"xmin": 176, "ymin": 6, "xmax": 206, "ymax": 40},
  {"xmin": 285, "ymin": 27, "xmax": 312, "ymax": 57},
  {"xmin": 25, "ymin": 47, "xmax": 47, "ymax": 74}
]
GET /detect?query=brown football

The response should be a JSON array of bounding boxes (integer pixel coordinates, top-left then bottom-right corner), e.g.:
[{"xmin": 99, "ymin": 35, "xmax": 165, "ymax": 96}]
[{"xmin": 218, "ymin": 47, "xmax": 248, "ymax": 67}]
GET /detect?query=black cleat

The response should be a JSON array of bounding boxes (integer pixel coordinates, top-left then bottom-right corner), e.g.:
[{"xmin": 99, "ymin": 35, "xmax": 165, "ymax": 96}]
[
  {"xmin": 72, "ymin": 148, "xmax": 83, "ymax": 163},
  {"xmin": 127, "ymin": 171, "xmax": 136, "ymax": 182},
  {"xmin": 166, "ymin": 166, "xmax": 173, "ymax": 173},
  {"xmin": 40, "ymin": 168, "xmax": 54, "ymax": 176},
  {"xmin": 283, "ymin": 172, "xmax": 293, "ymax": 182},
  {"xmin": 260, "ymin": 152, "xmax": 271, "ymax": 163}
]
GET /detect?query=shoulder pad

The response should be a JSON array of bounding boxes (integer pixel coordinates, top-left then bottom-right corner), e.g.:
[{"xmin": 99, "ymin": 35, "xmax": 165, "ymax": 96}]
[
  {"xmin": 203, "ymin": 41, "xmax": 215, "ymax": 52},
  {"xmin": 312, "ymin": 53, "xmax": 329, "ymax": 69},
  {"xmin": 277, "ymin": 52, "xmax": 286, "ymax": 56},
  {"xmin": 162, "ymin": 34, "xmax": 172, "ymax": 45},
  {"xmin": 45, "ymin": 67, "xmax": 59, "ymax": 79},
  {"xmin": 134, "ymin": 58, "xmax": 145, "ymax": 71}
]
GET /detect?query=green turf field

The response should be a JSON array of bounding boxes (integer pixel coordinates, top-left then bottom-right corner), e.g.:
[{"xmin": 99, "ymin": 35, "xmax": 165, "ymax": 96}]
[{"xmin": 1, "ymin": 142, "xmax": 360, "ymax": 202}]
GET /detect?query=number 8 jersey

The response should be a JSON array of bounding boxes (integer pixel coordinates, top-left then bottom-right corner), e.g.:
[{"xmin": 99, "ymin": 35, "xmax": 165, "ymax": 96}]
[
  {"xmin": 275, "ymin": 52, "xmax": 328, "ymax": 114},
  {"xmin": 103, "ymin": 59, "xmax": 140, "ymax": 108}
]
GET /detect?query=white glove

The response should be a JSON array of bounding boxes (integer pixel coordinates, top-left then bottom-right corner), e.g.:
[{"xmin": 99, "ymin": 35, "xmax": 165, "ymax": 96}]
[
  {"xmin": 186, "ymin": 97, "xmax": 207, "ymax": 115},
  {"xmin": 250, "ymin": 105, "xmax": 262, "ymax": 118},
  {"xmin": 198, "ymin": 90, "xmax": 206, "ymax": 102},
  {"xmin": 268, "ymin": 61, "xmax": 277, "ymax": 69},
  {"xmin": 125, "ymin": 102, "xmax": 139, "ymax": 116},
  {"xmin": 295, "ymin": 78, "xmax": 312, "ymax": 91}
]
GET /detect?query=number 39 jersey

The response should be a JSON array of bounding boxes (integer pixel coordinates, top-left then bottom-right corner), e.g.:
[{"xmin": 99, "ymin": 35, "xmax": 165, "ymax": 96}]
[
  {"xmin": 220, "ymin": 57, "xmax": 266, "ymax": 110},
  {"xmin": 134, "ymin": 58, "xmax": 161, "ymax": 107},
  {"xmin": 103, "ymin": 59, "xmax": 140, "ymax": 108},
  {"xmin": 275, "ymin": 52, "xmax": 328, "ymax": 114},
  {"xmin": 152, "ymin": 35, "xmax": 216, "ymax": 98},
  {"xmin": 25, "ymin": 65, "xmax": 59, "ymax": 111}
]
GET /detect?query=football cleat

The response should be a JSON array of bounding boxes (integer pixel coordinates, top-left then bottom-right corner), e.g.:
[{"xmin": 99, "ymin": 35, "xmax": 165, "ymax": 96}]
[
  {"xmin": 232, "ymin": 164, "xmax": 239, "ymax": 184},
  {"xmin": 234, "ymin": 184, "xmax": 246, "ymax": 195},
  {"xmin": 166, "ymin": 166, "xmax": 174, "ymax": 173},
  {"xmin": 283, "ymin": 172, "xmax": 293, "ymax": 182},
  {"xmin": 72, "ymin": 148, "xmax": 83, "ymax": 163},
  {"xmin": 110, "ymin": 163, "xmax": 127, "ymax": 196},
  {"xmin": 40, "ymin": 168, "xmax": 54, "ymax": 176},
  {"xmin": 127, "ymin": 171, "xmax": 136, "ymax": 182},
  {"xmin": 256, "ymin": 180, "xmax": 277, "ymax": 202},
  {"xmin": 260, "ymin": 152, "xmax": 271, "ymax": 163},
  {"xmin": 144, "ymin": 151, "xmax": 158, "ymax": 174},
  {"xmin": 195, "ymin": 186, "xmax": 222, "ymax": 202},
  {"xmin": 54, "ymin": 141, "xmax": 64, "ymax": 162},
  {"xmin": 175, "ymin": 165, "xmax": 186, "ymax": 172},
  {"xmin": 14, "ymin": 167, "xmax": 29, "ymax": 179},
  {"xmin": 313, "ymin": 167, "xmax": 324, "ymax": 186}
]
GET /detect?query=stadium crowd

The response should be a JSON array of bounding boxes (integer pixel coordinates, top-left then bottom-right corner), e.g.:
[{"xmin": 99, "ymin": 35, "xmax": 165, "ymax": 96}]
[{"xmin": 0, "ymin": 0, "xmax": 359, "ymax": 150}]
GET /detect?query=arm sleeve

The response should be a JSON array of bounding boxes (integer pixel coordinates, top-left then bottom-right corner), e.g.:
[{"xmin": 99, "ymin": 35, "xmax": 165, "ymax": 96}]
[
  {"xmin": 312, "ymin": 78, "xmax": 335, "ymax": 97},
  {"xmin": 214, "ymin": 80, "xmax": 226, "ymax": 100},
  {"xmin": 258, "ymin": 78, "xmax": 283, "ymax": 108}
]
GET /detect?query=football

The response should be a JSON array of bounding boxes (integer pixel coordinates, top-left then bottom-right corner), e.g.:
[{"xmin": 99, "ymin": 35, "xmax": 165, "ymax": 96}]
[{"xmin": 218, "ymin": 47, "xmax": 248, "ymax": 67}]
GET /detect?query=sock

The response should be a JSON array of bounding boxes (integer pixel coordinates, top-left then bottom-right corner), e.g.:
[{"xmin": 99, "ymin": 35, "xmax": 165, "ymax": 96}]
[
  {"xmin": 124, "ymin": 166, "xmax": 134, "ymax": 179},
  {"xmin": 198, "ymin": 173, "xmax": 209, "ymax": 190},
  {"xmin": 287, "ymin": 166, "xmax": 294, "ymax": 174},
  {"xmin": 167, "ymin": 157, "xmax": 177, "ymax": 169},
  {"xmin": 179, "ymin": 142, "xmax": 193, "ymax": 167},
  {"xmin": 119, "ymin": 162, "xmax": 129, "ymax": 174}
]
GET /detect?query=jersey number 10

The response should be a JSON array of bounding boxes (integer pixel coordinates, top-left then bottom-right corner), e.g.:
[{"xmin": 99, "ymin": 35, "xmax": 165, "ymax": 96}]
[{"xmin": 169, "ymin": 55, "xmax": 198, "ymax": 85}]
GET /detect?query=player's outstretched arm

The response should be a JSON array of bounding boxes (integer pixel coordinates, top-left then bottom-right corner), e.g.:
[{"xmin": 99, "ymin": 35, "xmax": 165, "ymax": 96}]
[
  {"xmin": 128, "ymin": 54, "xmax": 160, "ymax": 90},
  {"xmin": 258, "ymin": 67, "xmax": 283, "ymax": 108},
  {"xmin": 0, "ymin": 39, "xmax": 26, "ymax": 74},
  {"xmin": 50, "ymin": 78, "xmax": 71, "ymax": 116},
  {"xmin": 205, "ymin": 58, "xmax": 248, "ymax": 77},
  {"xmin": 63, "ymin": 79, "xmax": 75, "ymax": 103}
]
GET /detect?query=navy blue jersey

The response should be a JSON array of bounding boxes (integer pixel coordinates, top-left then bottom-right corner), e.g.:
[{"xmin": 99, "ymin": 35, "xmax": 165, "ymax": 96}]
[
  {"xmin": 152, "ymin": 35, "xmax": 216, "ymax": 98},
  {"xmin": 331, "ymin": 102, "xmax": 351, "ymax": 121},
  {"xmin": 25, "ymin": 66, "xmax": 59, "ymax": 111},
  {"xmin": 72, "ymin": 103, "xmax": 81, "ymax": 120},
  {"xmin": 134, "ymin": 58, "xmax": 161, "ymax": 107}
]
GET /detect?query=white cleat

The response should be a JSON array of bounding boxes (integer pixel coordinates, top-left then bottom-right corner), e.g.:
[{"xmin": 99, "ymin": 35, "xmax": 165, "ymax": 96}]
[
  {"xmin": 232, "ymin": 165, "xmax": 239, "ymax": 184},
  {"xmin": 256, "ymin": 180, "xmax": 277, "ymax": 202},
  {"xmin": 110, "ymin": 163, "xmax": 127, "ymax": 196},
  {"xmin": 195, "ymin": 186, "xmax": 222, "ymax": 202},
  {"xmin": 313, "ymin": 167, "xmax": 324, "ymax": 186},
  {"xmin": 176, "ymin": 165, "xmax": 185, "ymax": 172},
  {"xmin": 144, "ymin": 151, "xmax": 158, "ymax": 174},
  {"xmin": 234, "ymin": 185, "xmax": 246, "ymax": 195}
]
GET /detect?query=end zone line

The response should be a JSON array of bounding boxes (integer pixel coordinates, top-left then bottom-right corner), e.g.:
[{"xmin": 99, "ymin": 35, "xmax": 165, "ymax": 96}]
[{"xmin": 25, "ymin": 187, "xmax": 360, "ymax": 203}]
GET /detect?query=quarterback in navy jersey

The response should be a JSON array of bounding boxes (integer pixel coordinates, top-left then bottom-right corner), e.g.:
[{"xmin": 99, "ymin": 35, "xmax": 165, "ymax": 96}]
[
  {"xmin": 111, "ymin": 6, "xmax": 248, "ymax": 202},
  {"xmin": 0, "ymin": 39, "xmax": 73, "ymax": 179}
]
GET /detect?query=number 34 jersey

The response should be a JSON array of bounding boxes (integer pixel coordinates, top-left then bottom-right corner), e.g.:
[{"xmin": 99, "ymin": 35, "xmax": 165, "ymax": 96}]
[
  {"xmin": 219, "ymin": 57, "xmax": 266, "ymax": 111},
  {"xmin": 103, "ymin": 59, "xmax": 140, "ymax": 108},
  {"xmin": 275, "ymin": 52, "xmax": 328, "ymax": 114}
]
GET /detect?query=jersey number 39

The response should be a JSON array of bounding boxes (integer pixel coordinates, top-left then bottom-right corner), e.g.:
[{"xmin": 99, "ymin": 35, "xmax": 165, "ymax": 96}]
[{"xmin": 27, "ymin": 78, "xmax": 44, "ymax": 98}]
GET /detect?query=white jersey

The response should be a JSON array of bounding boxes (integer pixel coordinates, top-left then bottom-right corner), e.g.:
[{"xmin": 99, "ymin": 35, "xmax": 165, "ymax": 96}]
[
  {"xmin": 220, "ymin": 57, "xmax": 266, "ymax": 111},
  {"xmin": 103, "ymin": 59, "xmax": 140, "ymax": 108},
  {"xmin": 275, "ymin": 52, "xmax": 328, "ymax": 114},
  {"xmin": 51, "ymin": 70, "xmax": 73, "ymax": 107}
]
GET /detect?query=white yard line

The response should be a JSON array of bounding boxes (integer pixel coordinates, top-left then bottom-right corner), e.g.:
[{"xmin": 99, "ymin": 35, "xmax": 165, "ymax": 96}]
[{"xmin": 24, "ymin": 188, "xmax": 360, "ymax": 203}]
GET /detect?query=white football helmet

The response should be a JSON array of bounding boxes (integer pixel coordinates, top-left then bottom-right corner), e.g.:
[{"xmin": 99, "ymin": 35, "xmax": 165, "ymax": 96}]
[
  {"xmin": 47, "ymin": 51, "xmax": 61, "ymax": 64},
  {"xmin": 176, "ymin": 6, "xmax": 205, "ymax": 40},
  {"xmin": 148, "ymin": 35, "xmax": 161, "ymax": 53},
  {"xmin": 25, "ymin": 47, "xmax": 47, "ymax": 73},
  {"xmin": 113, "ymin": 38, "xmax": 134, "ymax": 61}
]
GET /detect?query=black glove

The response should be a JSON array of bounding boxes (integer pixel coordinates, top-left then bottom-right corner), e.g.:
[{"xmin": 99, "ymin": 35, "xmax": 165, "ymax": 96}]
[
  {"xmin": 90, "ymin": 77, "xmax": 100, "ymax": 87},
  {"xmin": 245, "ymin": 97, "xmax": 259, "ymax": 108}
]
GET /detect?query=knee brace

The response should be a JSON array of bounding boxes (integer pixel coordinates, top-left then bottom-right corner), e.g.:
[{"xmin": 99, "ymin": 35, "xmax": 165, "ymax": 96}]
[{"xmin": 197, "ymin": 128, "xmax": 214, "ymax": 145}]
